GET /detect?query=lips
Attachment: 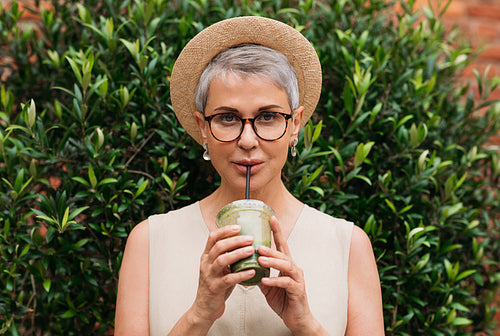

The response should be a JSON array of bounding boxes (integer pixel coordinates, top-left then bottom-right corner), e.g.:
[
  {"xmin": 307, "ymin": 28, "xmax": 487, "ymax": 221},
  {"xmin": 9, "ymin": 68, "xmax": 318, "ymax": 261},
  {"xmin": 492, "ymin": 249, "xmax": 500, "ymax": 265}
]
[{"xmin": 233, "ymin": 159, "xmax": 264, "ymax": 174}]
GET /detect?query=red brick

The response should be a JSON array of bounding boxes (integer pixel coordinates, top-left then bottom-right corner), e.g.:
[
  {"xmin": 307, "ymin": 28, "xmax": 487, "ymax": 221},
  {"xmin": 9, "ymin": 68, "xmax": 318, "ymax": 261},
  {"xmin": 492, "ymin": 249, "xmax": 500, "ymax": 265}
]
[
  {"xmin": 19, "ymin": 6, "xmax": 40, "ymax": 21},
  {"xmin": 480, "ymin": 46, "xmax": 500, "ymax": 61},
  {"xmin": 488, "ymin": 89, "xmax": 500, "ymax": 101},
  {"xmin": 442, "ymin": 0, "xmax": 467, "ymax": 18},
  {"xmin": 477, "ymin": 22, "xmax": 500, "ymax": 41},
  {"xmin": 467, "ymin": 4, "xmax": 500, "ymax": 20},
  {"xmin": 413, "ymin": 0, "xmax": 467, "ymax": 18},
  {"xmin": 462, "ymin": 63, "xmax": 498, "ymax": 79}
]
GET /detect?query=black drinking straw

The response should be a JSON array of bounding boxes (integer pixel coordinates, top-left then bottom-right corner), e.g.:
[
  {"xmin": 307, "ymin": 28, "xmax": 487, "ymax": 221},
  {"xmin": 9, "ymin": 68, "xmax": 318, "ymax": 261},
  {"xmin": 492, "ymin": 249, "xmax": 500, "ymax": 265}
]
[{"xmin": 245, "ymin": 165, "xmax": 251, "ymax": 199}]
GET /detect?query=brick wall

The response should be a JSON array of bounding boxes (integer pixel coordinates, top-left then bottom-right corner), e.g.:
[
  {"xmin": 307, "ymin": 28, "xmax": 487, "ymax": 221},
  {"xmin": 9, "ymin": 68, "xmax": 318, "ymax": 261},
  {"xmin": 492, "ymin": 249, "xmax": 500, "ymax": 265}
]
[{"xmin": 416, "ymin": 0, "xmax": 500, "ymax": 147}]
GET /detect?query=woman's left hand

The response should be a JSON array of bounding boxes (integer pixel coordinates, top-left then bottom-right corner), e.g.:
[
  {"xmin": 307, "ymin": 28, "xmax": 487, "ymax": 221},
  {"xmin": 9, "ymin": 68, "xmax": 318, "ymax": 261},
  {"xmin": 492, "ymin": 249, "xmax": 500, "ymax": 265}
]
[{"xmin": 257, "ymin": 216, "xmax": 326, "ymax": 336}]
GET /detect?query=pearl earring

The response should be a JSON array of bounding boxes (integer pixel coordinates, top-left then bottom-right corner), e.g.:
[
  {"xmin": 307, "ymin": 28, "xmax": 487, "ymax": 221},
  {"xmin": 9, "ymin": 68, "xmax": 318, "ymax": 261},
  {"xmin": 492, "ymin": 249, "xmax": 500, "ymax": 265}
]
[
  {"xmin": 203, "ymin": 143, "xmax": 210, "ymax": 161},
  {"xmin": 291, "ymin": 138, "xmax": 297, "ymax": 157}
]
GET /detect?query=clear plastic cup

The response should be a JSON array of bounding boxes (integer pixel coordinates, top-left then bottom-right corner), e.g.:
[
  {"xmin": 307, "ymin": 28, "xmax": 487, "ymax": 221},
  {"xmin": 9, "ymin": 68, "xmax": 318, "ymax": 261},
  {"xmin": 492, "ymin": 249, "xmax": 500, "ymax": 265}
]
[{"xmin": 216, "ymin": 199, "xmax": 274, "ymax": 286}]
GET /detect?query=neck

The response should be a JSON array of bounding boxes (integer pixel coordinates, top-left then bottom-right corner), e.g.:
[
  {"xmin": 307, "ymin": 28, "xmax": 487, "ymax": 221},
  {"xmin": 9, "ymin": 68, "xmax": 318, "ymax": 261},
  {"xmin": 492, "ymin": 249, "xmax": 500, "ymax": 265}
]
[{"xmin": 215, "ymin": 180, "xmax": 289, "ymax": 208}]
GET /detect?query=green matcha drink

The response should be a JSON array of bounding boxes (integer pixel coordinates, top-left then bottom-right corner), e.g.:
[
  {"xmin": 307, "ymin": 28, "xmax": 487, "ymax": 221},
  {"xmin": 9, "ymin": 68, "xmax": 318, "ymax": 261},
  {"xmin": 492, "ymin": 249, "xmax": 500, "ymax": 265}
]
[{"xmin": 216, "ymin": 199, "xmax": 274, "ymax": 286}]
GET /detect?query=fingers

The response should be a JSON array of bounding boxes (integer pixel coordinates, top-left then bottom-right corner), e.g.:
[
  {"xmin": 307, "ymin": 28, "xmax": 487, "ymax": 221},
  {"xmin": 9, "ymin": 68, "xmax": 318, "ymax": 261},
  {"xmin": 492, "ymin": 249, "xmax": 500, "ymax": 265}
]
[
  {"xmin": 269, "ymin": 216, "xmax": 291, "ymax": 256},
  {"xmin": 201, "ymin": 225, "xmax": 255, "ymax": 277},
  {"xmin": 258, "ymin": 251, "xmax": 304, "ymax": 293},
  {"xmin": 215, "ymin": 245, "xmax": 254, "ymax": 271},
  {"xmin": 222, "ymin": 269, "xmax": 256, "ymax": 286},
  {"xmin": 203, "ymin": 224, "xmax": 240, "ymax": 254},
  {"xmin": 258, "ymin": 245, "xmax": 302, "ymax": 279},
  {"xmin": 259, "ymin": 274, "xmax": 296, "ymax": 289},
  {"xmin": 257, "ymin": 222, "xmax": 305, "ymax": 289}
]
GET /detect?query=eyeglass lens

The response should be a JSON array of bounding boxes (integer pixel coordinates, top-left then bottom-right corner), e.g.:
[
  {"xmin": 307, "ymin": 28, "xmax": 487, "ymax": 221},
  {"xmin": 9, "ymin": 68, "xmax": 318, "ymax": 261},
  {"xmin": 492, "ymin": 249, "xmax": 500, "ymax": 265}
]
[{"xmin": 208, "ymin": 112, "xmax": 289, "ymax": 142}]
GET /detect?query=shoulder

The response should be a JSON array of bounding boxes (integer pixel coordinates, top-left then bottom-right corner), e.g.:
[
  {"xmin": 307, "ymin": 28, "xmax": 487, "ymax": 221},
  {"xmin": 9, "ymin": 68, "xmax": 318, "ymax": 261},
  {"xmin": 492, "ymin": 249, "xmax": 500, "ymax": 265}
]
[
  {"xmin": 302, "ymin": 204, "xmax": 353, "ymax": 228},
  {"xmin": 123, "ymin": 219, "xmax": 150, "ymax": 253},
  {"xmin": 299, "ymin": 205, "xmax": 354, "ymax": 244},
  {"xmin": 149, "ymin": 202, "xmax": 200, "ymax": 226},
  {"xmin": 350, "ymin": 225, "xmax": 373, "ymax": 255},
  {"xmin": 348, "ymin": 225, "xmax": 378, "ymax": 277},
  {"xmin": 129, "ymin": 218, "xmax": 149, "ymax": 240}
]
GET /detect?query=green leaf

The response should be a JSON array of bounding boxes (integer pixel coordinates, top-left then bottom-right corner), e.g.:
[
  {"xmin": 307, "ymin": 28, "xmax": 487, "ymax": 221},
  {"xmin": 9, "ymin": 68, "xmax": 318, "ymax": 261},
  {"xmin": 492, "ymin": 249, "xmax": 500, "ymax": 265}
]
[
  {"xmin": 343, "ymin": 82, "xmax": 354, "ymax": 115},
  {"xmin": 19, "ymin": 244, "xmax": 30, "ymax": 258},
  {"xmin": 385, "ymin": 199, "xmax": 397, "ymax": 214},
  {"xmin": 72, "ymin": 177, "xmax": 90, "ymax": 187},
  {"xmin": 61, "ymin": 207, "xmax": 70, "ymax": 229},
  {"xmin": 43, "ymin": 279, "xmax": 51, "ymax": 293},
  {"xmin": 74, "ymin": 238, "xmax": 90, "ymax": 249},
  {"xmin": 97, "ymin": 178, "xmax": 118, "ymax": 187},
  {"xmin": 135, "ymin": 180, "xmax": 149, "ymax": 198},
  {"xmin": 456, "ymin": 269, "xmax": 476, "ymax": 282},
  {"xmin": 14, "ymin": 169, "xmax": 24, "ymax": 193},
  {"xmin": 176, "ymin": 172, "xmax": 189, "ymax": 191},
  {"xmin": 442, "ymin": 202, "xmax": 463, "ymax": 219},
  {"xmin": 396, "ymin": 115, "xmax": 414, "ymax": 130},
  {"xmin": 308, "ymin": 166, "xmax": 323, "ymax": 184},
  {"xmin": 330, "ymin": 147, "xmax": 345, "ymax": 177},
  {"xmin": 408, "ymin": 227, "xmax": 424, "ymax": 241},
  {"xmin": 27, "ymin": 99, "xmax": 36, "ymax": 129},
  {"xmin": 65, "ymin": 56, "xmax": 82, "ymax": 86},
  {"xmin": 162, "ymin": 173, "xmax": 173, "ymax": 190},
  {"xmin": 120, "ymin": 39, "xmax": 140, "ymax": 61},
  {"xmin": 130, "ymin": 122, "xmax": 138, "ymax": 142},
  {"xmin": 307, "ymin": 186, "xmax": 324, "ymax": 196},
  {"xmin": 450, "ymin": 317, "xmax": 472, "ymax": 326},
  {"xmin": 69, "ymin": 206, "xmax": 89, "ymax": 221},
  {"xmin": 354, "ymin": 143, "xmax": 364, "ymax": 168},
  {"xmin": 88, "ymin": 165, "xmax": 97, "ymax": 189},
  {"xmin": 304, "ymin": 123, "xmax": 312, "ymax": 149},
  {"xmin": 444, "ymin": 259, "xmax": 454, "ymax": 281},
  {"xmin": 105, "ymin": 17, "xmax": 114, "ymax": 38},
  {"xmin": 418, "ymin": 150, "xmax": 429, "ymax": 172},
  {"xmin": 60, "ymin": 310, "xmax": 76, "ymax": 319},
  {"xmin": 312, "ymin": 120, "xmax": 322, "ymax": 143},
  {"xmin": 76, "ymin": 3, "xmax": 91, "ymax": 24},
  {"xmin": 353, "ymin": 175, "xmax": 372, "ymax": 186}
]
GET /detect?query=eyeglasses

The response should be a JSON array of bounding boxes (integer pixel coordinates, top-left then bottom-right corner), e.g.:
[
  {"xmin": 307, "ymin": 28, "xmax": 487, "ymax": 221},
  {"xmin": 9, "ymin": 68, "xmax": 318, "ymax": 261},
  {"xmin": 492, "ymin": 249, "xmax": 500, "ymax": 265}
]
[{"xmin": 204, "ymin": 112, "xmax": 293, "ymax": 142}]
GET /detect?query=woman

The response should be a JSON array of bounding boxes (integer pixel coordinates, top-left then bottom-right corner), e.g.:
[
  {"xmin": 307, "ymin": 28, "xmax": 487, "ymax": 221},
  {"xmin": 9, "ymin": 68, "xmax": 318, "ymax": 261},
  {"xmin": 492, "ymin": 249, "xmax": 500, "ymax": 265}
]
[{"xmin": 115, "ymin": 16, "xmax": 384, "ymax": 335}]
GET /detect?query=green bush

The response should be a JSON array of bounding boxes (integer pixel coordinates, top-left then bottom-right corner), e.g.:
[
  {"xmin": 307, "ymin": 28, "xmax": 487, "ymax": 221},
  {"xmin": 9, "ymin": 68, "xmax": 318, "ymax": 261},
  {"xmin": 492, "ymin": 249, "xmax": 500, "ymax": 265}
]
[{"xmin": 0, "ymin": 0, "xmax": 498, "ymax": 334}]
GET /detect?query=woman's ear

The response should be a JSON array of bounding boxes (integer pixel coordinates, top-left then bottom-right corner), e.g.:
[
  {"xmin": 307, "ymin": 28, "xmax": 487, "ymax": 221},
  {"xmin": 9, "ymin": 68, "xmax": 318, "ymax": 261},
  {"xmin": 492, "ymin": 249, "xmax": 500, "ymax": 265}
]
[
  {"xmin": 291, "ymin": 106, "xmax": 305, "ymax": 138},
  {"xmin": 194, "ymin": 111, "xmax": 208, "ymax": 144}
]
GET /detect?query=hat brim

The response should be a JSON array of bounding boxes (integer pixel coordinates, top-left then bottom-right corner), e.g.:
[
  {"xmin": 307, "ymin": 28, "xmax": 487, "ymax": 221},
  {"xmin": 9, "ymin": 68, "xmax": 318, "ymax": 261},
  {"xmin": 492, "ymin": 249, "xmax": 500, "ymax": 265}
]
[{"xmin": 170, "ymin": 16, "xmax": 322, "ymax": 145}]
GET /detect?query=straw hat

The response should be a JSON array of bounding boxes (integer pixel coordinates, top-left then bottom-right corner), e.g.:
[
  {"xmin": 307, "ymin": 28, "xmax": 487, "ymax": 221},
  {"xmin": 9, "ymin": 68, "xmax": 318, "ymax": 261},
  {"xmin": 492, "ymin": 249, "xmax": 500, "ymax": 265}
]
[{"xmin": 170, "ymin": 16, "xmax": 322, "ymax": 145}]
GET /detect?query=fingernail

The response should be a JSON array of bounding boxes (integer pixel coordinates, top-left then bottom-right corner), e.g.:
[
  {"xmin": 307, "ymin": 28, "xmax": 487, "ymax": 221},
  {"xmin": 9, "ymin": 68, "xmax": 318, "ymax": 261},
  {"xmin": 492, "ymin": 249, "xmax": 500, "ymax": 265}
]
[
  {"xmin": 244, "ymin": 246, "xmax": 255, "ymax": 253},
  {"xmin": 259, "ymin": 256, "xmax": 268, "ymax": 263},
  {"xmin": 230, "ymin": 225, "xmax": 240, "ymax": 231},
  {"xmin": 259, "ymin": 245, "xmax": 269, "ymax": 252}
]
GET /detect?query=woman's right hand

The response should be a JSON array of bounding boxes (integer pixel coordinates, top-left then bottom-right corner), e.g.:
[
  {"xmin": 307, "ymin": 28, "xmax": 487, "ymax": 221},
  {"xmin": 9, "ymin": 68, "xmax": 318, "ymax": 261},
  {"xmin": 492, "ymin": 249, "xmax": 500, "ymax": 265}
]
[{"xmin": 189, "ymin": 224, "xmax": 256, "ymax": 327}]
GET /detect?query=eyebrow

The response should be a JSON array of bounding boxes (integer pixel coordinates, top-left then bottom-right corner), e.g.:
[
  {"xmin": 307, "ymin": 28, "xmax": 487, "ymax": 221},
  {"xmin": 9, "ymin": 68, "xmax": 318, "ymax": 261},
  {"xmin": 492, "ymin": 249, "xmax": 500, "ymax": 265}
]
[{"xmin": 213, "ymin": 105, "xmax": 286, "ymax": 113}]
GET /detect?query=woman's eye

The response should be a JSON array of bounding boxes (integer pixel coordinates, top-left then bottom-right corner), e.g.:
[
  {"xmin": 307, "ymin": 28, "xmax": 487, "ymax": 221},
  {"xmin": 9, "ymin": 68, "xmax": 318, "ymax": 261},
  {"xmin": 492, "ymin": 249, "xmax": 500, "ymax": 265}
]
[
  {"xmin": 216, "ymin": 114, "xmax": 237, "ymax": 123},
  {"xmin": 258, "ymin": 112, "xmax": 277, "ymax": 121}
]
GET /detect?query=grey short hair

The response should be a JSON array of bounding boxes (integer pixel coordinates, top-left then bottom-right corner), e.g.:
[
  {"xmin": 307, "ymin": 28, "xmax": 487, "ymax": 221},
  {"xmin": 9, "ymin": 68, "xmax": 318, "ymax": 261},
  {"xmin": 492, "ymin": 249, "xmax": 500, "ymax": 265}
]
[{"xmin": 195, "ymin": 44, "xmax": 299, "ymax": 113}]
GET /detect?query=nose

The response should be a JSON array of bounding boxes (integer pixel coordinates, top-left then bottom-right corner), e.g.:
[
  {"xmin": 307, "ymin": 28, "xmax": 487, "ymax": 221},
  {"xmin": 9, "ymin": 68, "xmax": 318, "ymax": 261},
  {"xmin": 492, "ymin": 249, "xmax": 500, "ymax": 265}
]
[{"xmin": 237, "ymin": 120, "xmax": 259, "ymax": 149}]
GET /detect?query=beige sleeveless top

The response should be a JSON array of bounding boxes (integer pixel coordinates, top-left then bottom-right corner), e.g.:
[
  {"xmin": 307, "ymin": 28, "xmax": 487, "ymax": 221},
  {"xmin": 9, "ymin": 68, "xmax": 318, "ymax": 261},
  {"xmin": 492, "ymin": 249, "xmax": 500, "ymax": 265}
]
[{"xmin": 149, "ymin": 202, "xmax": 353, "ymax": 336}]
